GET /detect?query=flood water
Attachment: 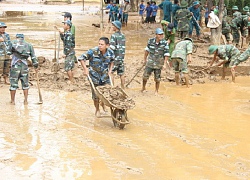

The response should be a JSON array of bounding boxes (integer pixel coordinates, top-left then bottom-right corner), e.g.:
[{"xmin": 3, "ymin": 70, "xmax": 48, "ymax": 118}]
[{"xmin": 0, "ymin": 4, "xmax": 250, "ymax": 179}]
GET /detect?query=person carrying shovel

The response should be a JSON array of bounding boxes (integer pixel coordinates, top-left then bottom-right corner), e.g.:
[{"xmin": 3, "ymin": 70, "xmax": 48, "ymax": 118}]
[
  {"xmin": 8, "ymin": 34, "xmax": 39, "ymax": 105},
  {"xmin": 78, "ymin": 37, "xmax": 114, "ymax": 117},
  {"xmin": 55, "ymin": 19, "xmax": 75, "ymax": 84}
]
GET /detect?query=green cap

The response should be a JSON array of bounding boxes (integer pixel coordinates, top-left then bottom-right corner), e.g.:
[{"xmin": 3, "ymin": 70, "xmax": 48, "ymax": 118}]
[
  {"xmin": 243, "ymin": 6, "xmax": 249, "ymax": 12},
  {"xmin": 232, "ymin": 6, "xmax": 238, "ymax": 10},
  {"xmin": 208, "ymin": 45, "xmax": 218, "ymax": 54},
  {"xmin": 180, "ymin": 0, "xmax": 188, "ymax": 8}
]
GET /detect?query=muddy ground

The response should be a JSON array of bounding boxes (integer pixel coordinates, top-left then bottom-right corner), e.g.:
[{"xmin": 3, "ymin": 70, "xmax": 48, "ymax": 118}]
[{"xmin": 0, "ymin": 1, "xmax": 250, "ymax": 179}]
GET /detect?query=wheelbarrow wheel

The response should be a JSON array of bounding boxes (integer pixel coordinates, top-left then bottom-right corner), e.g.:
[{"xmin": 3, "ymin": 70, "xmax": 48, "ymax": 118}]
[{"xmin": 113, "ymin": 109, "xmax": 126, "ymax": 129}]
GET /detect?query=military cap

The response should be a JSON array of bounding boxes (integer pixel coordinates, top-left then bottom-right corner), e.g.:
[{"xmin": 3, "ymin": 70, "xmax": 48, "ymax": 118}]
[
  {"xmin": 193, "ymin": 1, "xmax": 200, "ymax": 6},
  {"xmin": 62, "ymin": 19, "xmax": 72, "ymax": 27},
  {"xmin": 180, "ymin": 0, "xmax": 188, "ymax": 8},
  {"xmin": 184, "ymin": 37, "xmax": 193, "ymax": 43},
  {"xmin": 62, "ymin": 12, "xmax": 72, "ymax": 19},
  {"xmin": 112, "ymin": 20, "xmax": 122, "ymax": 29},
  {"xmin": 208, "ymin": 45, "xmax": 218, "ymax": 54},
  {"xmin": 232, "ymin": 6, "xmax": 238, "ymax": 10},
  {"xmin": 155, "ymin": 28, "xmax": 164, "ymax": 35},
  {"xmin": 0, "ymin": 22, "xmax": 7, "ymax": 28},
  {"xmin": 16, "ymin": 34, "xmax": 24, "ymax": 38},
  {"xmin": 167, "ymin": 23, "xmax": 174, "ymax": 31},
  {"xmin": 124, "ymin": 0, "xmax": 129, "ymax": 2},
  {"xmin": 243, "ymin": 6, "xmax": 249, "ymax": 12}
]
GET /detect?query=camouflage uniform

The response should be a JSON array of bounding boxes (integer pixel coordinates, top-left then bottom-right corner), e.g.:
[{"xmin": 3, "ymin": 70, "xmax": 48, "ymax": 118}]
[
  {"xmin": 231, "ymin": 15, "xmax": 243, "ymax": 44},
  {"xmin": 216, "ymin": 45, "xmax": 240, "ymax": 68},
  {"xmin": 110, "ymin": 30, "xmax": 126, "ymax": 75},
  {"xmin": 234, "ymin": 45, "xmax": 250, "ymax": 66},
  {"xmin": 8, "ymin": 36, "xmax": 38, "ymax": 90},
  {"xmin": 143, "ymin": 37, "xmax": 170, "ymax": 82},
  {"xmin": 175, "ymin": 8, "xmax": 192, "ymax": 38},
  {"xmin": 222, "ymin": 18, "xmax": 231, "ymax": 42},
  {"xmin": 78, "ymin": 47, "xmax": 114, "ymax": 99},
  {"xmin": 60, "ymin": 29, "xmax": 75, "ymax": 72},
  {"xmin": 0, "ymin": 32, "xmax": 11, "ymax": 77},
  {"xmin": 171, "ymin": 39, "xmax": 193, "ymax": 73}
]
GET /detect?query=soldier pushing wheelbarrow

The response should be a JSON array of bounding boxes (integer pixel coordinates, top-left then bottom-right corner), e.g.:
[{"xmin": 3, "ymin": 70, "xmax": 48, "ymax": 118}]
[{"xmin": 78, "ymin": 37, "xmax": 135, "ymax": 129}]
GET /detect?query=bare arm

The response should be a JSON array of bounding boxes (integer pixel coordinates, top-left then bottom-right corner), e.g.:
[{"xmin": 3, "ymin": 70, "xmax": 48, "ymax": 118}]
[{"xmin": 143, "ymin": 50, "xmax": 149, "ymax": 65}]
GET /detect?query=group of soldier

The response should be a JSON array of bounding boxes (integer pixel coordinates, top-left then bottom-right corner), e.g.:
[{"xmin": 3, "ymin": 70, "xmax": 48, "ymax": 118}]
[{"xmin": 1, "ymin": 2, "xmax": 250, "ymax": 118}]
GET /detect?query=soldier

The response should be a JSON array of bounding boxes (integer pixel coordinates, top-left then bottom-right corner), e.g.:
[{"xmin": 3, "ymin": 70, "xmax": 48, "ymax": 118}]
[
  {"xmin": 172, "ymin": 0, "xmax": 180, "ymax": 29},
  {"xmin": 208, "ymin": 45, "xmax": 240, "ymax": 83},
  {"xmin": 232, "ymin": 6, "xmax": 241, "ymax": 18},
  {"xmin": 222, "ymin": 18, "xmax": 232, "ymax": 44},
  {"xmin": 141, "ymin": 28, "xmax": 170, "ymax": 95},
  {"xmin": 78, "ymin": 37, "xmax": 114, "ymax": 117},
  {"xmin": 233, "ymin": 44, "xmax": 250, "ymax": 69},
  {"xmin": 170, "ymin": 37, "xmax": 193, "ymax": 88},
  {"xmin": 110, "ymin": 21, "xmax": 126, "ymax": 89},
  {"xmin": 8, "ymin": 34, "xmax": 39, "ymax": 105},
  {"xmin": 122, "ymin": 0, "xmax": 131, "ymax": 26},
  {"xmin": 0, "ymin": 22, "xmax": 11, "ymax": 85},
  {"xmin": 175, "ymin": 0, "xmax": 192, "ymax": 39},
  {"xmin": 62, "ymin": 12, "xmax": 75, "ymax": 38},
  {"xmin": 161, "ymin": 21, "xmax": 175, "ymax": 56},
  {"xmin": 159, "ymin": 0, "xmax": 172, "ymax": 22},
  {"xmin": 188, "ymin": 1, "xmax": 201, "ymax": 39},
  {"xmin": 55, "ymin": 19, "xmax": 75, "ymax": 84}
]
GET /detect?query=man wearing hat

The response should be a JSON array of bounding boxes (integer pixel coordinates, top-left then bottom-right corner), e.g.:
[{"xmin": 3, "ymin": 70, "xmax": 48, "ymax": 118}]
[
  {"xmin": 8, "ymin": 34, "xmax": 39, "ymax": 105},
  {"xmin": 170, "ymin": 37, "xmax": 193, "ymax": 88},
  {"xmin": 141, "ymin": 28, "xmax": 170, "ymax": 95},
  {"xmin": 188, "ymin": 1, "xmax": 201, "ymax": 39},
  {"xmin": 0, "ymin": 22, "xmax": 11, "ymax": 85},
  {"xmin": 175, "ymin": 0, "xmax": 192, "ymax": 39},
  {"xmin": 232, "ymin": 6, "xmax": 241, "ymax": 18},
  {"xmin": 159, "ymin": 0, "xmax": 172, "ymax": 22},
  {"xmin": 110, "ymin": 20, "xmax": 126, "ymax": 89},
  {"xmin": 207, "ymin": 44, "xmax": 240, "ymax": 83},
  {"xmin": 63, "ymin": 12, "xmax": 75, "ymax": 38},
  {"xmin": 109, "ymin": 1, "xmax": 119, "ymax": 22},
  {"xmin": 161, "ymin": 21, "xmax": 176, "ymax": 56},
  {"xmin": 122, "ymin": 0, "xmax": 131, "ymax": 26},
  {"xmin": 55, "ymin": 19, "xmax": 75, "ymax": 84}
]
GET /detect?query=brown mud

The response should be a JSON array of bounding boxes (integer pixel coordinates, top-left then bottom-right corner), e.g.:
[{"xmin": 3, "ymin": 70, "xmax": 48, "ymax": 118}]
[{"xmin": 0, "ymin": 2, "xmax": 250, "ymax": 179}]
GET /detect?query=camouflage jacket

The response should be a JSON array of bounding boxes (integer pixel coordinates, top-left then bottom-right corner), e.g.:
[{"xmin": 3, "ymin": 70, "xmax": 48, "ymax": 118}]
[
  {"xmin": 233, "ymin": 11, "xmax": 242, "ymax": 18},
  {"xmin": 231, "ymin": 15, "xmax": 249, "ymax": 37},
  {"xmin": 9, "ymin": 39, "xmax": 38, "ymax": 68},
  {"xmin": 145, "ymin": 37, "xmax": 170, "ymax": 69},
  {"xmin": 60, "ymin": 30, "xmax": 75, "ymax": 56},
  {"xmin": 78, "ymin": 47, "xmax": 115, "ymax": 85},
  {"xmin": 175, "ymin": 8, "xmax": 192, "ymax": 31},
  {"xmin": 171, "ymin": 40, "xmax": 193, "ymax": 62},
  {"xmin": 0, "ymin": 32, "xmax": 11, "ymax": 60},
  {"xmin": 217, "ymin": 45, "xmax": 240, "ymax": 61},
  {"xmin": 222, "ymin": 18, "xmax": 231, "ymax": 34},
  {"xmin": 110, "ymin": 31, "xmax": 126, "ymax": 64}
]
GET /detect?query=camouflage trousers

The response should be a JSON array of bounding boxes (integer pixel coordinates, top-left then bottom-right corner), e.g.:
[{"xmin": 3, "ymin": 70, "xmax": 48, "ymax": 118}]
[
  {"xmin": 224, "ymin": 54, "xmax": 240, "ymax": 68},
  {"xmin": 64, "ymin": 54, "xmax": 75, "ymax": 72},
  {"xmin": 9, "ymin": 61, "xmax": 29, "ymax": 90},
  {"xmin": 142, "ymin": 66, "xmax": 162, "ymax": 82},
  {"xmin": 112, "ymin": 61, "xmax": 125, "ymax": 75},
  {"xmin": 0, "ymin": 59, "xmax": 10, "ymax": 76},
  {"xmin": 171, "ymin": 57, "xmax": 188, "ymax": 73},
  {"xmin": 234, "ymin": 47, "xmax": 250, "ymax": 66},
  {"xmin": 231, "ymin": 28, "xmax": 240, "ymax": 44},
  {"xmin": 222, "ymin": 32, "xmax": 231, "ymax": 42}
]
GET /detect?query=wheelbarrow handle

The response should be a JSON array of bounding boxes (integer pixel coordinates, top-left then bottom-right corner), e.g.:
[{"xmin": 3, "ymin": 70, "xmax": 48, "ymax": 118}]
[{"xmin": 87, "ymin": 75, "xmax": 96, "ymax": 93}]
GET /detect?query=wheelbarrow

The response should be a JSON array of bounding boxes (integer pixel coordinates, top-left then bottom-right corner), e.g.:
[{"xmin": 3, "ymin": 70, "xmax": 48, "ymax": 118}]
[{"xmin": 88, "ymin": 75, "xmax": 135, "ymax": 129}]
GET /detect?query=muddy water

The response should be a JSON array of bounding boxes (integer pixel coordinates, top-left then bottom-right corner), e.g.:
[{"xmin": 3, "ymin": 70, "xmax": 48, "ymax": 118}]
[
  {"xmin": 1, "ymin": 77, "xmax": 250, "ymax": 179},
  {"xmin": 1, "ymin": 4, "xmax": 250, "ymax": 179}
]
